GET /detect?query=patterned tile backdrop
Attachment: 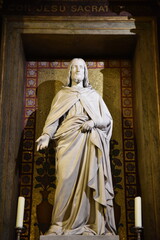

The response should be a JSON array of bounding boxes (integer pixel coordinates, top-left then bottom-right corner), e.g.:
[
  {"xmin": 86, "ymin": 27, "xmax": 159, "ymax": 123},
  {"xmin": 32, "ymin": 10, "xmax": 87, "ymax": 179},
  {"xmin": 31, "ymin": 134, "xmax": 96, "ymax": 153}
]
[{"xmin": 19, "ymin": 60, "xmax": 137, "ymax": 240}]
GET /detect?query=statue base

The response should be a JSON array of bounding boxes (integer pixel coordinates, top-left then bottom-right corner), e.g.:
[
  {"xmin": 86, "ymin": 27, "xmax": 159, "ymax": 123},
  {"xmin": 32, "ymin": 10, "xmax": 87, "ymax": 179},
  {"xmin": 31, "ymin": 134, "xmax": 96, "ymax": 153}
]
[{"xmin": 40, "ymin": 235, "xmax": 119, "ymax": 240}]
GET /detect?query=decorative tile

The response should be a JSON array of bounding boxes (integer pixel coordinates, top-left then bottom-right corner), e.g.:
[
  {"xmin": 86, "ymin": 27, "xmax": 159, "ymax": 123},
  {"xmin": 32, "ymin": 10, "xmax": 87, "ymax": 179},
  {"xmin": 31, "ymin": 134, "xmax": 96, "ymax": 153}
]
[
  {"xmin": 38, "ymin": 62, "xmax": 49, "ymax": 68},
  {"xmin": 26, "ymin": 78, "xmax": 37, "ymax": 87},
  {"xmin": 20, "ymin": 186, "xmax": 31, "ymax": 197},
  {"xmin": 120, "ymin": 63, "xmax": 137, "ymax": 239},
  {"xmin": 61, "ymin": 61, "xmax": 69, "ymax": 68},
  {"xmin": 125, "ymin": 151, "xmax": 135, "ymax": 161},
  {"xmin": 21, "ymin": 175, "xmax": 32, "ymax": 185},
  {"xmin": 24, "ymin": 118, "xmax": 35, "ymax": 128},
  {"xmin": 50, "ymin": 61, "xmax": 61, "ymax": 68},
  {"xmin": 21, "ymin": 163, "xmax": 33, "ymax": 174},
  {"xmin": 26, "ymin": 88, "xmax": 36, "ymax": 97},
  {"xmin": 23, "ymin": 140, "xmax": 34, "ymax": 151},
  {"xmin": 124, "ymin": 140, "xmax": 135, "ymax": 150},
  {"xmin": 27, "ymin": 62, "xmax": 37, "ymax": 68},
  {"xmin": 123, "ymin": 108, "xmax": 133, "ymax": 118},
  {"xmin": 22, "ymin": 152, "xmax": 33, "ymax": 162},
  {"xmin": 121, "ymin": 68, "xmax": 131, "ymax": 77},
  {"xmin": 25, "ymin": 108, "xmax": 35, "ymax": 118},
  {"xmin": 122, "ymin": 98, "xmax": 132, "ymax": 107},
  {"xmin": 126, "ymin": 198, "xmax": 134, "ymax": 210},
  {"xmin": 124, "ymin": 129, "xmax": 134, "ymax": 139},
  {"xmin": 24, "ymin": 129, "xmax": 34, "ymax": 139},
  {"xmin": 26, "ymin": 98, "xmax": 36, "ymax": 107},
  {"xmin": 27, "ymin": 69, "xmax": 37, "ymax": 78},
  {"xmin": 20, "ymin": 60, "xmax": 38, "ymax": 240},
  {"xmin": 126, "ymin": 186, "xmax": 137, "ymax": 197},
  {"xmin": 125, "ymin": 162, "xmax": 136, "ymax": 172},
  {"xmin": 122, "ymin": 77, "xmax": 132, "ymax": 87},
  {"xmin": 86, "ymin": 61, "xmax": 96, "ymax": 68},
  {"xmin": 97, "ymin": 61, "xmax": 105, "ymax": 68},
  {"xmin": 126, "ymin": 174, "xmax": 136, "ymax": 184},
  {"xmin": 127, "ymin": 210, "xmax": 134, "ymax": 222},
  {"xmin": 123, "ymin": 119, "xmax": 134, "ymax": 128},
  {"xmin": 122, "ymin": 88, "xmax": 132, "ymax": 97}
]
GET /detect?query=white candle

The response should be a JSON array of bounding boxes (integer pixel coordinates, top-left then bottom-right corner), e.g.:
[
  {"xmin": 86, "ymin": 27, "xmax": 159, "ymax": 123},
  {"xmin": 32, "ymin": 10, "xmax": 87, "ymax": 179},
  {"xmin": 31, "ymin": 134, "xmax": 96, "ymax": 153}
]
[
  {"xmin": 16, "ymin": 196, "xmax": 25, "ymax": 228},
  {"xmin": 134, "ymin": 196, "xmax": 142, "ymax": 227}
]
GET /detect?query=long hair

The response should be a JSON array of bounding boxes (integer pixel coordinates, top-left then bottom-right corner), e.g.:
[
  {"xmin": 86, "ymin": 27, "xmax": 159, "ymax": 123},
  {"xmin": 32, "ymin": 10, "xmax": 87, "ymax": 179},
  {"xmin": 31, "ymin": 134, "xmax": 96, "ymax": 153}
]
[{"xmin": 66, "ymin": 58, "xmax": 90, "ymax": 87}]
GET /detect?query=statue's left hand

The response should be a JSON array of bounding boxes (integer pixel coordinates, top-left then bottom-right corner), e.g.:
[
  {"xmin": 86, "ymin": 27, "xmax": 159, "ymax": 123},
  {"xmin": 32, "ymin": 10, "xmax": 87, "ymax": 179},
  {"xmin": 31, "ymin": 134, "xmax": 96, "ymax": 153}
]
[{"xmin": 81, "ymin": 120, "xmax": 94, "ymax": 132}]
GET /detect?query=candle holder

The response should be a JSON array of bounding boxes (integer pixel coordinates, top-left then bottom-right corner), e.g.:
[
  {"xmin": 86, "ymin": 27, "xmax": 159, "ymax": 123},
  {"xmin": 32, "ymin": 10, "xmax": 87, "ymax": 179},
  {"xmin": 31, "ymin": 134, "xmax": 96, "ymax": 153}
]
[
  {"xmin": 134, "ymin": 227, "xmax": 143, "ymax": 240},
  {"xmin": 15, "ymin": 227, "xmax": 24, "ymax": 240}
]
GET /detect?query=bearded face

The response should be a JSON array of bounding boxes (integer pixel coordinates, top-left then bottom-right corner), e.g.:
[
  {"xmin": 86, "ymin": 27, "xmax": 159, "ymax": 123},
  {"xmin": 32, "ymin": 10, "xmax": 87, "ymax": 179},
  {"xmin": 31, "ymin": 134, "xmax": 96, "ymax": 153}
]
[{"xmin": 71, "ymin": 59, "xmax": 85, "ymax": 84}]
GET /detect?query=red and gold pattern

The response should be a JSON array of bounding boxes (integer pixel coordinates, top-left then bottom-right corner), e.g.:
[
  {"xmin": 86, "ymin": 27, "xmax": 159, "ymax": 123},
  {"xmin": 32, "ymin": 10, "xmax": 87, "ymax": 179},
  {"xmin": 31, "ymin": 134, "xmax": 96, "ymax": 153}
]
[{"xmin": 20, "ymin": 60, "xmax": 137, "ymax": 240}]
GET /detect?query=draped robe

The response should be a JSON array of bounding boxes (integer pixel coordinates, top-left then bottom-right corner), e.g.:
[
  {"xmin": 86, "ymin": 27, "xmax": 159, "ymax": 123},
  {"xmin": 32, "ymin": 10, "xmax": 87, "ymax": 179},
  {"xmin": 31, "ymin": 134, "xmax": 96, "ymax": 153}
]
[{"xmin": 42, "ymin": 86, "xmax": 116, "ymax": 235}]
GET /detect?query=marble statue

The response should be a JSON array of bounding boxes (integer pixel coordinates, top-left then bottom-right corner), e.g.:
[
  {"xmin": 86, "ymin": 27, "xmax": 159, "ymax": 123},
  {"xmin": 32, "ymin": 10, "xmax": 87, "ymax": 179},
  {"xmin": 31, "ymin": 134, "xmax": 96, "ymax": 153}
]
[{"xmin": 36, "ymin": 58, "xmax": 116, "ymax": 236}]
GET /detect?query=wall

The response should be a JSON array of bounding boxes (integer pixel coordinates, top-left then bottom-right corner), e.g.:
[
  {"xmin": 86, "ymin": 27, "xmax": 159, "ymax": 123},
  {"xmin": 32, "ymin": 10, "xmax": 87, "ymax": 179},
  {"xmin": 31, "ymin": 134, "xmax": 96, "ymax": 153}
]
[
  {"xmin": 0, "ymin": 16, "xmax": 159, "ymax": 240},
  {"xmin": 133, "ymin": 19, "xmax": 160, "ymax": 240},
  {"xmin": 0, "ymin": 21, "xmax": 26, "ymax": 239}
]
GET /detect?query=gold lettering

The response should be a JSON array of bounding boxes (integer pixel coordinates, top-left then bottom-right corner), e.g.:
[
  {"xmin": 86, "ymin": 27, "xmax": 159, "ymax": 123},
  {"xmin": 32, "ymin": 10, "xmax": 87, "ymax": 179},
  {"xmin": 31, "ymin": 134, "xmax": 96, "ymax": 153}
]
[
  {"xmin": 44, "ymin": 5, "xmax": 50, "ymax": 12},
  {"xmin": 104, "ymin": 5, "xmax": 109, "ymax": 12},
  {"xmin": 8, "ymin": 3, "xmax": 109, "ymax": 14},
  {"xmin": 36, "ymin": 5, "xmax": 43, "ymax": 12},
  {"xmin": 51, "ymin": 5, "xmax": 58, "ymax": 12},
  {"xmin": 77, "ymin": 5, "xmax": 84, "ymax": 12},
  {"xmin": 98, "ymin": 6, "xmax": 105, "ymax": 12},
  {"xmin": 91, "ymin": 6, "xmax": 98, "ymax": 12},
  {"xmin": 59, "ymin": 5, "xmax": 66, "ymax": 12},
  {"xmin": 84, "ymin": 6, "xmax": 90, "ymax": 12},
  {"xmin": 71, "ymin": 5, "xmax": 77, "ymax": 12}
]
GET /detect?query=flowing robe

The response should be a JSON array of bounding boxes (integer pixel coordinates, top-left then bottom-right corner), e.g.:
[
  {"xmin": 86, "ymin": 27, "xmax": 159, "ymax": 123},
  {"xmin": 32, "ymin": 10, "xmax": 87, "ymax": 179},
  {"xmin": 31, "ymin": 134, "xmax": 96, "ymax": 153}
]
[{"xmin": 42, "ymin": 86, "xmax": 116, "ymax": 235}]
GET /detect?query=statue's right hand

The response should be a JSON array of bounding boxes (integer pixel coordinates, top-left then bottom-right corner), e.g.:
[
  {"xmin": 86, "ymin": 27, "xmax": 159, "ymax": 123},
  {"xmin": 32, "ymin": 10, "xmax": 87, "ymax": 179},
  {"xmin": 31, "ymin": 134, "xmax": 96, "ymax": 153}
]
[{"xmin": 36, "ymin": 134, "xmax": 50, "ymax": 151}]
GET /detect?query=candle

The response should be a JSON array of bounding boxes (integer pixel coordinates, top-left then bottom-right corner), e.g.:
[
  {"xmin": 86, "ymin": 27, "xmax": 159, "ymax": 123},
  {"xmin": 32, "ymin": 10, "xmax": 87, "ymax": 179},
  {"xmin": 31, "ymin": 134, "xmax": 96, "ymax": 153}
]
[
  {"xmin": 134, "ymin": 196, "xmax": 142, "ymax": 227},
  {"xmin": 16, "ymin": 196, "xmax": 25, "ymax": 228}
]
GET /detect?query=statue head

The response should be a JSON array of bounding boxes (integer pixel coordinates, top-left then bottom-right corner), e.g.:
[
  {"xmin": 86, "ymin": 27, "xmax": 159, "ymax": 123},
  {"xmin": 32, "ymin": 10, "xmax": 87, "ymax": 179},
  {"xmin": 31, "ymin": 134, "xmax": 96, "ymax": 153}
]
[{"xmin": 66, "ymin": 58, "xmax": 90, "ymax": 87}]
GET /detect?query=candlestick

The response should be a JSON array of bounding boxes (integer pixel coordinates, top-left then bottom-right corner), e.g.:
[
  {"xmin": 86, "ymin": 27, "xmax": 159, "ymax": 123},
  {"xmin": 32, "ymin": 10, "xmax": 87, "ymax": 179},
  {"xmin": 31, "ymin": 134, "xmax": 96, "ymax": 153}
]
[
  {"xmin": 16, "ymin": 196, "xmax": 25, "ymax": 228},
  {"xmin": 15, "ymin": 227, "xmax": 24, "ymax": 240},
  {"xmin": 134, "ymin": 227, "xmax": 143, "ymax": 240},
  {"xmin": 135, "ymin": 196, "xmax": 142, "ymax": 227}
]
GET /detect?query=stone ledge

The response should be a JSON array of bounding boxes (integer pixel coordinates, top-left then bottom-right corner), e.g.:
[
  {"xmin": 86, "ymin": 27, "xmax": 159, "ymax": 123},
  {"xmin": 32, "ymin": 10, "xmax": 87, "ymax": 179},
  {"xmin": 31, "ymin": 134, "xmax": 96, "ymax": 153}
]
[{"xmin": 40, "ymin": 235, "xmax": 119, "ymax": 240}]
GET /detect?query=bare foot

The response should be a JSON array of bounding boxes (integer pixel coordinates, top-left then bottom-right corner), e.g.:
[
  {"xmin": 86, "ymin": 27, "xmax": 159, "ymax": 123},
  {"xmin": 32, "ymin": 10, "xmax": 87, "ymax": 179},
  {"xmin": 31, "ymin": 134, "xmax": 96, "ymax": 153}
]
[{"xmin": 105, "ymin": 232, "xmax": 113, "ymax": 236}]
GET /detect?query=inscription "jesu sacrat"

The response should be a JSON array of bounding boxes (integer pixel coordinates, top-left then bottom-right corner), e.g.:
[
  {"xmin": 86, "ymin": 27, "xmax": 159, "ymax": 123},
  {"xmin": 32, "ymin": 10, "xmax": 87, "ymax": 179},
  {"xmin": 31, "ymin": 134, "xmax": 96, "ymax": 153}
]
[{"xmin": 8, "ymin": 4, "xmax": 109, "ymax": 14}]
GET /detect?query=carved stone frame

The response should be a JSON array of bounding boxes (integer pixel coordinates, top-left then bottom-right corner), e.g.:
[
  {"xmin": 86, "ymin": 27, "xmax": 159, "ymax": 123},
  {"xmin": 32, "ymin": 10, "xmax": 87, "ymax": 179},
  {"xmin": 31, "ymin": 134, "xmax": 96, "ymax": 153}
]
[{"xmin": 0, "ymin": 16, "xmax": 159, "ymax": 240}]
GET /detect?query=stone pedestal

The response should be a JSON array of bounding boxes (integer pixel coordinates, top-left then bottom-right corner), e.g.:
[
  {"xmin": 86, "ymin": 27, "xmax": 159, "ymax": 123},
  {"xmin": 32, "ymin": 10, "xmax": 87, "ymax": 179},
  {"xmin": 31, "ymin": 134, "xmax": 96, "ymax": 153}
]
[{"xmin": 40, "ymin": 235, "xmax": 119, "ymax": 240}]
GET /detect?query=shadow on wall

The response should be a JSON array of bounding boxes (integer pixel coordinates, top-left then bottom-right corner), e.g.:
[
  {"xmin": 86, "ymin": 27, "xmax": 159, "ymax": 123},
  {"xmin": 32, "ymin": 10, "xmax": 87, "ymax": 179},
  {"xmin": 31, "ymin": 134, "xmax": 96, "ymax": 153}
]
[{"xmin": 17, "ymin": 80, "xmax": 63, "ymax": 236}]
